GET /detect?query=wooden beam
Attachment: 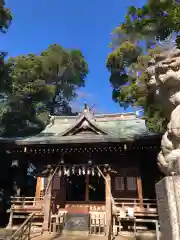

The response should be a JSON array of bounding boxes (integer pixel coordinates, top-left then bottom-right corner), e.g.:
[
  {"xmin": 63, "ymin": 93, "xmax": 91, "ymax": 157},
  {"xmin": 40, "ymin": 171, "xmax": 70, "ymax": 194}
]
[
  {"xmin": 85, "ymin": 174, "xmax": 89, "ymax": 202},
  {"xmin": 35, "ymin": 177, "xmax": 41, "ymax": 198},
  {"xmin": 137, "ymin": 176, "xmax": 143, "ymax": 209},
  {"xmin": 42, "ymin": 174, "xmax": 53, "ymax": 232},
  {"xmin": 105, "ymin": 172, "xmax": 112, "ymax": 240},
  {"xmin": 7, "ymin": 210, "xmax": 13, "ymax": 229}
]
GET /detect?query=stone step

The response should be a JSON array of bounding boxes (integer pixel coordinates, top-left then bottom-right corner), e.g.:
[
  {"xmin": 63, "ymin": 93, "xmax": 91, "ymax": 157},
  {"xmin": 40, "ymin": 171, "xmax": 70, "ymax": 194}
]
[{"xmin": 0, "ymin": 228, "xmax": 16, "ymax": 239}]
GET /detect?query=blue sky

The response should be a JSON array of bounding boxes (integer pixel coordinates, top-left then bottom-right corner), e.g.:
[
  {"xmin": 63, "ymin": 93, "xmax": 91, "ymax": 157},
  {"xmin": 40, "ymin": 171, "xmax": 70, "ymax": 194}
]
[{"xmin": 2, "ymin": 0, "xmax": 146, "ymax": 113}]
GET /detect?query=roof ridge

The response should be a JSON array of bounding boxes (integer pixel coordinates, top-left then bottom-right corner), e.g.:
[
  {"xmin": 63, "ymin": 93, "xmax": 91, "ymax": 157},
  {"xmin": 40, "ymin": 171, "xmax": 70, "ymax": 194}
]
[
  {"xmin": 96, "ymin": 118, "xmax": 142, "ymax": 122},
  {"xmin": 95, "ymin": 112, "xmax": 136, "ymax": 117},
  {"xmin": 51, "ymin": 112, "xmax": 137, "ymax": 119}
]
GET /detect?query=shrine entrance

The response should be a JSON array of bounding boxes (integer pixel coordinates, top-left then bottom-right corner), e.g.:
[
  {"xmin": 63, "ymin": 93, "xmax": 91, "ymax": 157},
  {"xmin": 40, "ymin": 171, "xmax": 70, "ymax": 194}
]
[
  {"xmin": 89, "ymin": 175, "xmax": 105, "ymax": 201},
  {"xmin": 65, "ymin": 174, "xmax": 105, "ymax": 202},
  {"xmin": 66, "ymin": 175, "xmax": 86, "ymax": 201}
]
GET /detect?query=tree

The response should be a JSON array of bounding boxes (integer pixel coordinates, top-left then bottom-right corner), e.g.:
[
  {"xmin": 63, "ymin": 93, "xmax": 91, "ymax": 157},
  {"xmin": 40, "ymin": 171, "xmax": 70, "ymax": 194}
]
[
  {"xmin": 0, "ymin": 2, "xmax": 13, "ymax": 224},
  {"xmin": 106, "ymin": 0, "xmax": 180, "ymax": 132},
  {"xmin": 0, "ymin": 0, "xmax": 12, "ymax": 33},
  {"xmin": 0, "ymin": 44, "xmax": 88, "ymax": 137},
  {"xmin": 40, "ymin": 44, "xmax": 88, "ymax": 115},
  {"xmin": 0, "ymin": 54, "xmax": 54, "ymax": 136},
  {"xmin": 0, "ymin": 0, "xmax": 12, "ymax": 96},
  {"xmin": 119, "ymin": 1, "xmax": 180, "ymax": 46},
  {"xmin": 0, "ymin": 44, "xmax": 88, "ymax": 224}
]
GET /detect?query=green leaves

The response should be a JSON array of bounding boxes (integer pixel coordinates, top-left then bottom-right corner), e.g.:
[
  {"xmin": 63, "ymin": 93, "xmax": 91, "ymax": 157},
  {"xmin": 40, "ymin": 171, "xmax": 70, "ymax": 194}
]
[
  {"xmin": 172, "ymin": 3, "xmax": 180, "ymax": 32},
  {"xmin": 0, "ymin": 44, "xmax": 88, "ymax": 137},
  {"xmin": 0, "ymin": 0, "xmax": 12, "ymax": 33},
  {"xmin": 120, "ymin": 0, "xmax": 177, "ymax": 45},
  {"xmin": 106, "ymin": 41, "xmax": 141, "ymax": 72},
  {"xmin": 41, "ymin": 44, "xmax": 88, "ymax": 90},
  {"xmin": 143, "ymin": 104, "xmax": 168, "ymax": 133},
  {"xmin": 106, "ymin": 0, "xmax": 174, "ymax": 133}
]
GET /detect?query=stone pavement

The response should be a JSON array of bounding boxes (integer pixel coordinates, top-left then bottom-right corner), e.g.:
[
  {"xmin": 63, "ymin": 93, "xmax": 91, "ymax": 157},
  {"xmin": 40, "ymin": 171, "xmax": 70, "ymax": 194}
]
[
  {"xmin": 31, "ymin": 234, "xmax": 107, "ymax": 240},
  {"xmin": 31, "ymin": 233, "xmax": 131, "ymax": 240},
  {"xmin": 31, "ymin": 232, "xmax": 158, "ymax": 240},
  {"xmin": 0, "ymin": 228, "xmax": 159, "ymax": 240}
]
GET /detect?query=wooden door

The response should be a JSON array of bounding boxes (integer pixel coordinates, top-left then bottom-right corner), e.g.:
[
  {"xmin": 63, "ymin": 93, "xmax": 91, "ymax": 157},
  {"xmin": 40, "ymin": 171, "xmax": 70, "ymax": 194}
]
[{"xmin": 112, "ymin": 168, "xmax": 138, "ymax": 198}]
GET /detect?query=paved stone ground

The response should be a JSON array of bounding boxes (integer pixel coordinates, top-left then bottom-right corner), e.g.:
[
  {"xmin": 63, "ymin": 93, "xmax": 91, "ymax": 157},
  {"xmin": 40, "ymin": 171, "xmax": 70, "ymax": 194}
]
[
  {"xmin": 0, "ymin": 228, "xmax": 159, "ymax": 240},
  {"xmin": 31, "ymin": 234, "xmax": 108, "ymax": 240},
  {"xmin": 31, "ymin": 232, "xmax": 159, "ymax": 240},
  {"xmin": 31, "ymin": 235, "xmax": 119, "ymax": 240}
]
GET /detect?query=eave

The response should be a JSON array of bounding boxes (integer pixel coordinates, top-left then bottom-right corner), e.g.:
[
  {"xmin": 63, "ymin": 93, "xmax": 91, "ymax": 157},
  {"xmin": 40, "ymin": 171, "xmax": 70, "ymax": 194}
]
[{"xmin": 0, "ymin": 132, "xmax": 162, "ymax": 146}]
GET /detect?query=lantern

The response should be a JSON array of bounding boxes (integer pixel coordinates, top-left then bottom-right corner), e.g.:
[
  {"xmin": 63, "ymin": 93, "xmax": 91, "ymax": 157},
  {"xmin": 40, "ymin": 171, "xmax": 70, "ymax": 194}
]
[
  {"xmin": 72, "ymin": 166, "xmax": 75, "ymax": 175},
  {"xmin": 78, "ymin": 168, "xmax": 82, "ymax": 176},
  {"xmin": 82, "ymin": 167, "xmax": 86, "ymax": 175}
]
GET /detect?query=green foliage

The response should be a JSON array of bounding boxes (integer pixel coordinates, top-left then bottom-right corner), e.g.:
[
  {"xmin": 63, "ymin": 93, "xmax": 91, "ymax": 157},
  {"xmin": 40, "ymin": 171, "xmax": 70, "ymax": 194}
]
[
  {"xmin": 0, "ymin": 1, "xmax": 12, "ymax": 101},
  {"xmin": 0, "ymin": 44, "xmax": 88, "ymax": 137},
  {"xmin": 106, "ymin": 0, "xmax": 178, "ymax": 132},
  {"xmin": 143, "ymin": 104, "xmax": 168, "ymax": 133},
  {"xmin": 40, "ymin": 45, "xmax": 88, "ymax": 107},
  {"xmin": 0, "ymin": 0, "xmax": 12, "ymax": 33},
  {"xmin": 122, "ymin": 0, "xmax": 174, "ymax": 43}
]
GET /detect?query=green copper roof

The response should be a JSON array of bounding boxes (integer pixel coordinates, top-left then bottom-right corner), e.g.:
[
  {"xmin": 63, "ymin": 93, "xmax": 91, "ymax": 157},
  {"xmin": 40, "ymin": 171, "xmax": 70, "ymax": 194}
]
[
  {"xmin": 40, "ymin": 112, "xmax": 153, "ymax": 137},
  {"xmin": 38, "ymin": 117, "xmax": 149, "ymax": 138},
  {"xmin": 0, "ymin": 111, "xmax": 159, "ymax": 145}
]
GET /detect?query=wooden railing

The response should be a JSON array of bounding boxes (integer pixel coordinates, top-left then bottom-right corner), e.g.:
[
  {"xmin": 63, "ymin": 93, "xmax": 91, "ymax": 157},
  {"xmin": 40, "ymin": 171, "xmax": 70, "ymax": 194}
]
[
  {"xmin": 11, "ymin": 197, "xmax": 43, "ymax": 212},
  {"xmin": 114, "ymin": 198, "xmax": 157, "ymax": 215},
  {"xmin": 50, "ymin": 210, "xmax": 67, "ymax": 233},
  {"xmin": 89, "ymin": 211, "xmax": 106, "ymax": 235},
  {"xmin": 11, "ymin": 213, "xmax": 35, "ymax": 240},
  {"xmin": 9, "ymin": 197, "xmax": 157, "ymax": 237},
  {"xmin": 11, "ymin": 196, "xmax": 44, "ymax": 205}
]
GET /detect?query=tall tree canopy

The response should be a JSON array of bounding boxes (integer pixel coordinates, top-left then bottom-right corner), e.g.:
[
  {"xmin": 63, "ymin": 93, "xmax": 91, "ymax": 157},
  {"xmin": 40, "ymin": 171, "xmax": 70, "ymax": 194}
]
[
  {"xmin": 0, "ymin": 1, "xmax": 87, "ymax": 225},
  {"xmin": 41, "ymin": 44, "xmax": 88, "ymax": 115},
  {"xmin": 0, "ymin": 0, "xmax": 12, "ymax": 33},
  {"xmin": 0, "ymin": 0, "xmax": 12, "ymax": 92},
  {"xmin": 106, "ymin": 0, "xmax": 180, "ymax": 133},
  {"xmin": 0, "ymin": 44, "xmax": 88, "ymax": 137}
]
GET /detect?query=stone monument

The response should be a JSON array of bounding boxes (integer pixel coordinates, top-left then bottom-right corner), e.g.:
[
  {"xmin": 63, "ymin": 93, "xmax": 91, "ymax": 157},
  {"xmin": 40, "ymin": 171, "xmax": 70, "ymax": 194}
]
[{"xmin": 147, "ymin": 48, "xmax": 180, "ymax": 240}]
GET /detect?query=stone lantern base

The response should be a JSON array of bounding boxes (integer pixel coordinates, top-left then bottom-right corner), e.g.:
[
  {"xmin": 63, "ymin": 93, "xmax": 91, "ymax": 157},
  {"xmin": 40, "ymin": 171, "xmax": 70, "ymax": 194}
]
[{"xmin": 156, "ymin": 176, "xmax": 180, "ymax": 240}]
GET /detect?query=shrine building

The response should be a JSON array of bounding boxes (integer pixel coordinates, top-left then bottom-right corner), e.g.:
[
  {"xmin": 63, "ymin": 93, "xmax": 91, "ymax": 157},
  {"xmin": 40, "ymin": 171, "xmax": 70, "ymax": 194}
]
[{"xmin": 1, "ymin": 104, "xmax": 162, "ymax": 238}]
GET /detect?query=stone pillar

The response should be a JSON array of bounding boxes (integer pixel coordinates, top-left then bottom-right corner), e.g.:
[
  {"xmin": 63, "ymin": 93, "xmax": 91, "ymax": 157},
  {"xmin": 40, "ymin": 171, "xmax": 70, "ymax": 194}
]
[
  {"xmin": 42, "ymin": 174, "xmax": 53, "ymax": 232},
  {"xmin": 156, "ymin": 176, "xmax": 180, "ymax": 240},
  {"xmin": 105, "ymin": 172, "xmax": 112, "ymax": 240}
]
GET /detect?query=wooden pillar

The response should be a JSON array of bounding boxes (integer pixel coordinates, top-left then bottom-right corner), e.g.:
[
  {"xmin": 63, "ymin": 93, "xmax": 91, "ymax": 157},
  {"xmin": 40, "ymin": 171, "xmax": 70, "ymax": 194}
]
[
  {"xmin": 59, "ymin": 176, "xmax": 66, "ymax": 208},
  {"xmin": 14, "ymin": 159, "xmax": 28, "ymax": 197},
  {"xmin": 42, "ymin": 174, "xmax": 53, "ymax": 232},
  {"xmin": 137, "ymin": 176, "xmax": 143, "ymax": 209},
  {"xmin": 21, "ymin": 161, "xmax": 28, "ymax": 196},
  {"xmin": 105, "ymin": 172, "xmax": 112, "ymax": 240},
  {"xmin": 7, "ymin": 210, "xmax": 13, "ymax": 229},
  {"xmin": 35, "ymin": 177, "xmax": 41, "ymax": 198},
  {"xmin": 85, "ymin": 174, "xmax": 89, "ymax": 202}
]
